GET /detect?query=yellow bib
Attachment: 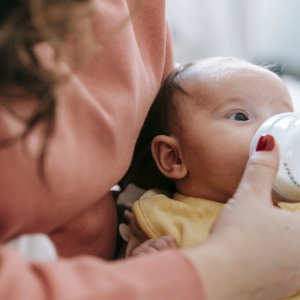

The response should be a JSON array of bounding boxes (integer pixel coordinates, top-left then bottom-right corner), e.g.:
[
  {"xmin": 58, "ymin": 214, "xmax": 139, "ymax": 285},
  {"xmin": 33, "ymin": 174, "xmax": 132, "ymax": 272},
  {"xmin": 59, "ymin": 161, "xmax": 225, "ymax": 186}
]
[{"xmin": 132, "ymin": 189, "xmax": 300, "ymax": 300}]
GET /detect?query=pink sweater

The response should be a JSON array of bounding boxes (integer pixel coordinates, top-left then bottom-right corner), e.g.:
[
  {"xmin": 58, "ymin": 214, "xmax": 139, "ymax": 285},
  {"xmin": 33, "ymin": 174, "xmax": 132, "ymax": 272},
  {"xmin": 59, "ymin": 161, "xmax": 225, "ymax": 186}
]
[{"xmin": 0, "ymin": 0, "xmax": 205, "ymax": 299}]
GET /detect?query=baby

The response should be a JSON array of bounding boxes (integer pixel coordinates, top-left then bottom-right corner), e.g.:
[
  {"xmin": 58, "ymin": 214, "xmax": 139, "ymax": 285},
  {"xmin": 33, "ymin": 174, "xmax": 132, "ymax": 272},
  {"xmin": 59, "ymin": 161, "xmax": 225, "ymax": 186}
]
[{"xmin": 119, "ymin": 58, "xmax": 296, "ymax": 266}]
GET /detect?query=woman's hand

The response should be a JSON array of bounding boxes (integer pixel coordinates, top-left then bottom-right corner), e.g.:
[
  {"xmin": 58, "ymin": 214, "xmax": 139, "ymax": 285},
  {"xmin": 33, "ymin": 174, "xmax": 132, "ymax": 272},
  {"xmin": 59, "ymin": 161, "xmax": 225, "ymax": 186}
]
[{"xmin": 184, "ymin": 136, "xmax": 300, "ymax": 300}]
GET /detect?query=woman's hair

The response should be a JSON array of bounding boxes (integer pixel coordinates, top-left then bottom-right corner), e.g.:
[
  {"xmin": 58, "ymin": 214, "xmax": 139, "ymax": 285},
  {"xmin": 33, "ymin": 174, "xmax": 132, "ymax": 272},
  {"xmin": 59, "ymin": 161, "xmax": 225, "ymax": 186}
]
[
  {"xmin": 0, "ymin": 0, "xmax": 146, "ymax": 179},
  {"xmin": 0, "ymin": 0, "xmax": 94, "ymax": 177}
]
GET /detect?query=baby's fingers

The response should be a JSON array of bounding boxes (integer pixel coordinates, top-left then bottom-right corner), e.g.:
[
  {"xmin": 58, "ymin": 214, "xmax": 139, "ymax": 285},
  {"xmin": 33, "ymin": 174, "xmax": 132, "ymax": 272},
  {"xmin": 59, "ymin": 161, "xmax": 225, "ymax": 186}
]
[
  {"xmin": 130, "ymin": 236, "xmax": 178, "ymax": 257},
  {"xmin": 146, "ymin": 236, "xmax": 178, "ymax": 251},
  {"xmin": 159, "ymin": 236, "xmax": 178, "ymax": 249},
  {"xmin": 133, "ymin": 247, "xmax": 162, "ymax": 257}
]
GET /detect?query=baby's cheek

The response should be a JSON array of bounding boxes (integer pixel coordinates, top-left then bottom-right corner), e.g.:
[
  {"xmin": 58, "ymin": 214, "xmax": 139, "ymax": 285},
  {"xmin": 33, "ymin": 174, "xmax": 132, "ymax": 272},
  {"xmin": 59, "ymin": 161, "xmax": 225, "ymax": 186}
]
[
  {"xmin": 179, "ymin": 124, "xmax": 251, "ymax": 198},
  {"xmin": 222, "ymin": 137, "xmax": 250, "ymax": 189},
  {"xmin": 203, "ymin": 133, "xmax": 250, "ymax": 193}
]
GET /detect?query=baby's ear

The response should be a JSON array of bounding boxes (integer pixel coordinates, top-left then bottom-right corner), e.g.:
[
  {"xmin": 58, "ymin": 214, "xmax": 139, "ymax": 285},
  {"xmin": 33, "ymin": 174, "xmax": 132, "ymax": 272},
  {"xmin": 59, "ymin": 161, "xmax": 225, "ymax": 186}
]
[{"xmin": 151, "ymin": 135, "xmax": 187, "ymax": 179}]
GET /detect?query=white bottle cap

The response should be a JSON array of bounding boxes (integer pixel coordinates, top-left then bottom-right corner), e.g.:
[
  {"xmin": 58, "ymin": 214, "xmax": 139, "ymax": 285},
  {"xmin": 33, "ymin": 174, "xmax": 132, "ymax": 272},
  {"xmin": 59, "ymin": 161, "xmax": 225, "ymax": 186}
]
[{"xmin": 249, "ymin": 113, "xmax": 300, "ymax": 203}]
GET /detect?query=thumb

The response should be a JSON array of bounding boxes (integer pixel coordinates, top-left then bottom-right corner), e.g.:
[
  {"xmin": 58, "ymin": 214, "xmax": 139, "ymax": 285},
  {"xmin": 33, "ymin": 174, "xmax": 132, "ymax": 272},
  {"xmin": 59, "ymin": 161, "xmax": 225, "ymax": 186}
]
[{"xmin": 233, "ymin": 135, "xmax": 280, "ymax": 205}]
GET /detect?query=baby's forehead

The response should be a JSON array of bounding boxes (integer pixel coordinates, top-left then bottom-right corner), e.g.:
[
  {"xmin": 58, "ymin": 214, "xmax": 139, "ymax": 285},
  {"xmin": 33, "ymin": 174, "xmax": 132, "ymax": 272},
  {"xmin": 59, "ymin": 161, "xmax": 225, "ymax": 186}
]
[
  {"xmin": 175, "ymin": 60, "xmax": 275, "ymax": 106},
  {"xmin": 171, "ymin": 59, "xmax": 291, "ymax": 122},
  {"xmin": 180, "ymin": 59, "xmax": 268, "ymax": 90}
]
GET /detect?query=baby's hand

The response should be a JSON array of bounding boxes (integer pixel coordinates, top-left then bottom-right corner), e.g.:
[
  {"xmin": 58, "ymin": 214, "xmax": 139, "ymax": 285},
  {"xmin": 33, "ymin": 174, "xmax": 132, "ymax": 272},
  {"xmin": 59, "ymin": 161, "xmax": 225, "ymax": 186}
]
[{"xmin": 130, "ymin": 236, "xmax": 178, "ymax": 257}]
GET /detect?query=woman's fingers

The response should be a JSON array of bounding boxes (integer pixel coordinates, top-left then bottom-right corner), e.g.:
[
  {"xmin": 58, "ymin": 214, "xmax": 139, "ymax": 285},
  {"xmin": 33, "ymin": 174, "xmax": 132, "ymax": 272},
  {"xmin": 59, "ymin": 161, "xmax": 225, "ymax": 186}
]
[{"xmin": 234, "ymin": 136, "xmax": 280, "ymax": 206}]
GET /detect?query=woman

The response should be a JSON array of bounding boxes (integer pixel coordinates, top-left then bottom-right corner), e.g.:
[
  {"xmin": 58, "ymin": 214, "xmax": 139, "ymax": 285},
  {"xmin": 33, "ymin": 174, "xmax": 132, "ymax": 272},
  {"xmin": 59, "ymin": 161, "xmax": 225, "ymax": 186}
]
[{"xmin": 0, "ymin": 0, "xmax": 300, "ymax": 299}]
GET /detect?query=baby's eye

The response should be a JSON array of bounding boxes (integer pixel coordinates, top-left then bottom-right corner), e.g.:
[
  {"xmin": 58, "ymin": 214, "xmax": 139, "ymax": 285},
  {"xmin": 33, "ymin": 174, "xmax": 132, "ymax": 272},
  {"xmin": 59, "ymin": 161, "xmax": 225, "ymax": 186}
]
[{"xmin": 229, "ymin": 113, "xmax": 248, "ymax": 121}]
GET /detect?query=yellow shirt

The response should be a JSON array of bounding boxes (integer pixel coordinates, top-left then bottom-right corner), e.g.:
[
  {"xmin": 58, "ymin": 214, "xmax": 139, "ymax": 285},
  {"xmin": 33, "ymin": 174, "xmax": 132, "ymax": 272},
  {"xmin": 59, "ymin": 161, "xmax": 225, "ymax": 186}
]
[{"xmin": 132, "ymin": 189, "xmax": 300, "ymax": 300}]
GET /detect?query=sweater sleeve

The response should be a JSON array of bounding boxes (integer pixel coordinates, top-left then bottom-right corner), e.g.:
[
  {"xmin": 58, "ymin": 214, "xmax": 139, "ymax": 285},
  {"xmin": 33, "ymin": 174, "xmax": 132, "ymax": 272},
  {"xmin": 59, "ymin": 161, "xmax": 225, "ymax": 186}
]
[{"xmin": 0, "ymin": 247, "xmax": 205, "ymax": 300}]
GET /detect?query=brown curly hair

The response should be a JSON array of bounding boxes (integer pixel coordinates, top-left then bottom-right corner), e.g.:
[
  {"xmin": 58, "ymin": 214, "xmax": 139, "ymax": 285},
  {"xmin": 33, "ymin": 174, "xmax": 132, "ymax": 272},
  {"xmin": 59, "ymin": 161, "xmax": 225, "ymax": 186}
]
[
  {"xmin": 0, "ymin": 0, "xmax": 146, "ymax": 180},
  {"xmin": 0, "ymin": 0, "xmax": 94, "ymax": 178}
]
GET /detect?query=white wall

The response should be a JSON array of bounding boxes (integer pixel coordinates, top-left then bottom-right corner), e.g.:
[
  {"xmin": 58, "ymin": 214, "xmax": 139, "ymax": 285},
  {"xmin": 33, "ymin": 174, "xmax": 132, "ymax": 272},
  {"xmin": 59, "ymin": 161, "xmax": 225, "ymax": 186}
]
[{"xmin": 166, "ymin": 0, "xmax": 300, "ymax": 76}]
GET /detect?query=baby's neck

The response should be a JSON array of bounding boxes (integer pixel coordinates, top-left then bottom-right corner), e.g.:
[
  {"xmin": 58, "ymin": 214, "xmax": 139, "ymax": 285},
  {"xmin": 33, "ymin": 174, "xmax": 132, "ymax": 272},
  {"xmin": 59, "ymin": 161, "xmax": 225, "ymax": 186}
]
[{"xmin": 175, "ymin": 182, "xmax": 230, "ymax": 204}]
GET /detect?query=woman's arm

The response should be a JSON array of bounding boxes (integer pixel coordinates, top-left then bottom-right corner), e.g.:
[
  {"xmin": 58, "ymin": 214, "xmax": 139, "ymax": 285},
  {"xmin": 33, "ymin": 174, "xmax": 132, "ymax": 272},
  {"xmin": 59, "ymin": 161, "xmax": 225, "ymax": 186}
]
[{"xmin": 0, "ymin": 247, "xmax": 204, "ymax": 300}]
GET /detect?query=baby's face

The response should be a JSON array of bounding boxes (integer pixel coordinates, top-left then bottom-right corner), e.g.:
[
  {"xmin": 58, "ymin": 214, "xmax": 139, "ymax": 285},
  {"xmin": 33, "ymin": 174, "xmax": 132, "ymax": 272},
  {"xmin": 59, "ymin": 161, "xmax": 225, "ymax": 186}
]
[{"xmin": 175, "ymin": 67, "xmax": 293, "ymax": 203}]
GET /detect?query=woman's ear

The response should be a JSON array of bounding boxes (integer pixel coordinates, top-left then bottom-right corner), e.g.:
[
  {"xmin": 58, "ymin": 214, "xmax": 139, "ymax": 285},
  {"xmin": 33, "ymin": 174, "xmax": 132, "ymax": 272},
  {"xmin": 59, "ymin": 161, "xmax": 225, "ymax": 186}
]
[{"xmin": 151, "ymin": 135, "xmax": 187, "ymax": 179}]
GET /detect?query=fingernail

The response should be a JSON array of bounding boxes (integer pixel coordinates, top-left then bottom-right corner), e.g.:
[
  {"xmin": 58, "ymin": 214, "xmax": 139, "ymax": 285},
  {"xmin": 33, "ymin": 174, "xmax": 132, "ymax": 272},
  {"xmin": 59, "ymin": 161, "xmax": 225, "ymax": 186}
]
[{"xmin": 256, "ymin": 134, "xmax": 275, "ymax": 151}]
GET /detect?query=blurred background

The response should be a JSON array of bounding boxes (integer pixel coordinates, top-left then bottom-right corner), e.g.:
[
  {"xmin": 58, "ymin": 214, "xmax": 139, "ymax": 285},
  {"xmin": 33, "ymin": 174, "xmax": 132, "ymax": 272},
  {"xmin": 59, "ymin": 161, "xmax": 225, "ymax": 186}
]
[{"xmin": 166, "ymin": 0, "xmax": 300, "ymax": 111}]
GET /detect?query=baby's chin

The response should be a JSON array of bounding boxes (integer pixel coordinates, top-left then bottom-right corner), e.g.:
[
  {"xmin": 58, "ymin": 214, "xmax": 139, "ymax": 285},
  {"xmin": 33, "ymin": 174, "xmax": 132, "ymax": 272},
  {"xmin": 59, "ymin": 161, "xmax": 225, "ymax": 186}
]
[
  {"xmin": 174, "ymin": 163, "xmax": 248, "ymax": 204},
  {"xmin": 175, "ymin": 182, "xmax": 235, "ymax": 203}
]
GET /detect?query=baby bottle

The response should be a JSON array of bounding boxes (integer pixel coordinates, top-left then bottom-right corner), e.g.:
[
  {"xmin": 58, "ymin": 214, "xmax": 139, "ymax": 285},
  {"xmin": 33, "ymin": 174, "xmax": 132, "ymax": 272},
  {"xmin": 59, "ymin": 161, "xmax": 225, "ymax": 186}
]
[{"xmin": 249, "ymin": 112, "xmax": 300, "ymax": 203}]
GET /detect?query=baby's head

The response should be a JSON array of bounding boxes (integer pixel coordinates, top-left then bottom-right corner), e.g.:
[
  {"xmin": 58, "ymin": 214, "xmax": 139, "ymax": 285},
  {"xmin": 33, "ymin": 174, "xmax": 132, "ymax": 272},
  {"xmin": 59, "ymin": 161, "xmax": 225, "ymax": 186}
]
[{"xmin": 148, "ymin": 57, "xmax": 293, "ymax": 203}]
